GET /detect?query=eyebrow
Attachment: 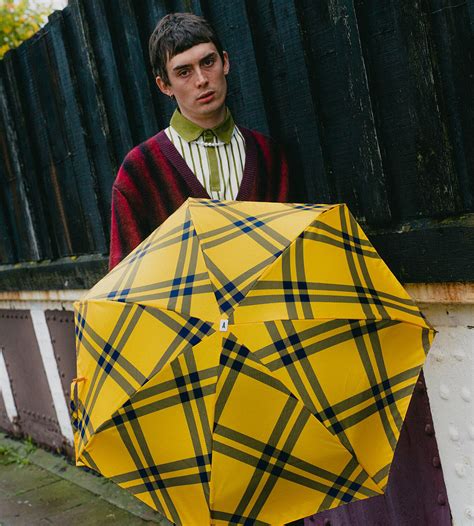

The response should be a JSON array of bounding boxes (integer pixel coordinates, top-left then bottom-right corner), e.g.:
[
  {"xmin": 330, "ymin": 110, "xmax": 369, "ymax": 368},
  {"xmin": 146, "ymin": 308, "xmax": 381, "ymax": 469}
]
[{"xmin": 172, "ymin": 52, "xmax": 217, "ymax": 72}]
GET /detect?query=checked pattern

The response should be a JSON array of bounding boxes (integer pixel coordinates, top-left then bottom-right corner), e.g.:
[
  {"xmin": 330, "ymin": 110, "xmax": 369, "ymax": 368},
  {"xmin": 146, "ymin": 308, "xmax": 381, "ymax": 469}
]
[
  {"xmin": 84, "ymin": 203, "xmax": 220, "ymax": 322},
  {"xmin": 73, "ymin": 199, "xmax": 435, "ymax": 525},
  {"xmin": 234, "ymin": 204, "xmax": 430, "ymax": 326},
  {"xmin": 72, "ymin": 300, "xmax": 215, "ymax": 456},
  {"xmin": 188, "ymin": 199, "xmax": 329, "ymax": 316}
]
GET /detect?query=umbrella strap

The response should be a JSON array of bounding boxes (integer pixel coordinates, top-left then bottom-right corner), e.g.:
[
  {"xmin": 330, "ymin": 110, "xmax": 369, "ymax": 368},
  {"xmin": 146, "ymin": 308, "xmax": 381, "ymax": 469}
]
[{"xmin": 70, "ymin": 376, "xmax": 86, "ymax": 432}]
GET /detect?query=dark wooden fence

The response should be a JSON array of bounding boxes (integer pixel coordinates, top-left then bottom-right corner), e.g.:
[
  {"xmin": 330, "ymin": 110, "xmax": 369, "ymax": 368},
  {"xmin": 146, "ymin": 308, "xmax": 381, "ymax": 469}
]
[{"xmin": 1, "ymin": 0, "xmax": 473, "ymax": 289}]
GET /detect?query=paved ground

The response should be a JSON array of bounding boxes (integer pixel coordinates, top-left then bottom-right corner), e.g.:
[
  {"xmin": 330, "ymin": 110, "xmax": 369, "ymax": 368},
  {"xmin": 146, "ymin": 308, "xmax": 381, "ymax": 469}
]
[{"xmin": 0, "ymin": 433, "xmax": 171, "ymax": 526}]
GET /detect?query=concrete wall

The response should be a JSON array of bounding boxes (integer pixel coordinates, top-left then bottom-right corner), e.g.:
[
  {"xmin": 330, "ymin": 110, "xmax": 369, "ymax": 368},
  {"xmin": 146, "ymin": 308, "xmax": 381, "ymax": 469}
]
[{"xmin": 419, "ymin": 296, "xmax": 474, "ymax": 526}]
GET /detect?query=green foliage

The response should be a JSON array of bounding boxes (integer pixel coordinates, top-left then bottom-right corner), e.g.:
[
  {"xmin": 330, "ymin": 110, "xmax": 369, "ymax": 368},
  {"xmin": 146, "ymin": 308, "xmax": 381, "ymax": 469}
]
[
  {"xmin": 0, "ymin": 436, "xmax": 36, "ymax": 466},
  {"xmin": 0, "ymin": 0, "xmax": 54, "ymax": 59},
  {"xmin": 0, "ymin": 445, "xmax": 29, "ymax": 466}
]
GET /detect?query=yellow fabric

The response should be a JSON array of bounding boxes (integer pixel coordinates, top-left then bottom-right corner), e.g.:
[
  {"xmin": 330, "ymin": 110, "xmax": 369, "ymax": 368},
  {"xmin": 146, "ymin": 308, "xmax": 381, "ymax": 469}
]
[{"xmin": 73, "ymin": 199, "xmax": 435, "ymax": 525}]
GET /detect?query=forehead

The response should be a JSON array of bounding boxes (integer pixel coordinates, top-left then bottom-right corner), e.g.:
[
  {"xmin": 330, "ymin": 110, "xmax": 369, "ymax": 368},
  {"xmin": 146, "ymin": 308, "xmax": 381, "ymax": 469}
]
[{"xmin": 167, "ymin": 42, "xmax": 219, "ymax": 70}]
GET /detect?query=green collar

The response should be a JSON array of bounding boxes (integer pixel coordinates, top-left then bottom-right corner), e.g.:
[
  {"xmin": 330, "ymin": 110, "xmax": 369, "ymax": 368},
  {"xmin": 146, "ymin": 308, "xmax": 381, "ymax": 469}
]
[{"xmin": 170, "ymin": 108, "xmax": 235, "ymax": 144}]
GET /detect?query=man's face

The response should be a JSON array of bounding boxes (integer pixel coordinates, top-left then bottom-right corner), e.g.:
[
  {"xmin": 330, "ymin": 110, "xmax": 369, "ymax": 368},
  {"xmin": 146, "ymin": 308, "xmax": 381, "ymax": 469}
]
[{"xmin": 156, "ymin": 42, "xmax": 229, "ymax": 125}]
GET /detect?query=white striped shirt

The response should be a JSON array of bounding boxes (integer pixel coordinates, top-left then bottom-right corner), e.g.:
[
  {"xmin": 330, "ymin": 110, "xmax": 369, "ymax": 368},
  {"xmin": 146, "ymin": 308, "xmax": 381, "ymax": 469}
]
[{"xmin": 164, "ymin": 115, "xmax": 246, "ymax": 200}]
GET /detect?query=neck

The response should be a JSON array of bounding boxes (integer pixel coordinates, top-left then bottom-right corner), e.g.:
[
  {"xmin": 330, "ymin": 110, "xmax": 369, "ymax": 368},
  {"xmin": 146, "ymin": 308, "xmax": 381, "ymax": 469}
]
[{"xmin": 179, "ymin": 105, "xmax": 227, "ymax": 129}]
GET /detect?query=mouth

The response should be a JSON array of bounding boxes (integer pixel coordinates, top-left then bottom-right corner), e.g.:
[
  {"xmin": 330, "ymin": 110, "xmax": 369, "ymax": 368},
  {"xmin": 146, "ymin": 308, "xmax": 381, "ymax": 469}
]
[{"xmin": 197, "ymin": 90, "xmax": 215, "ymax": 103}]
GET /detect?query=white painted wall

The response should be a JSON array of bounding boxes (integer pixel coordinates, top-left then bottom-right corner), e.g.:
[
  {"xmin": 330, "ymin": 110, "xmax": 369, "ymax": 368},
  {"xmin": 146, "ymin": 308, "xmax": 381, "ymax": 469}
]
[
  {"xmin": 30, "ymin": 309, "xmax": 74, "ymax": 443},
  {"xmin": 0, "ymin": 349, "xmax": 18, "ymax": 423},
  {"xmin": 422, "ymin": 303, "xmax": 474, "ymax": 526}
]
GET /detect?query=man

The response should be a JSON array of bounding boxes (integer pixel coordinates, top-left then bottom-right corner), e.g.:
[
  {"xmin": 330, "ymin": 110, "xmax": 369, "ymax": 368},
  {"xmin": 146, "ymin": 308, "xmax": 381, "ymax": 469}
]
[{"xmin": 109, "ymin": 13, "xmax": 291, "ymax": 270}]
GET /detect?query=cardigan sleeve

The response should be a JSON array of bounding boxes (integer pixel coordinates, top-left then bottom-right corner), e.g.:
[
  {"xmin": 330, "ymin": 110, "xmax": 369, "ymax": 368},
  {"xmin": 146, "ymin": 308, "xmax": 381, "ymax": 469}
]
[
  {"xmin": 108, "ymin": 184, "xmax": 145, "ymax": 270},
  {"xmin": 108, "ymin": 143, "xmax": 156, "ymax": 271},
  {"xmin": 108, "ymin": 135, "xmax": 183, "ymax": 270}
]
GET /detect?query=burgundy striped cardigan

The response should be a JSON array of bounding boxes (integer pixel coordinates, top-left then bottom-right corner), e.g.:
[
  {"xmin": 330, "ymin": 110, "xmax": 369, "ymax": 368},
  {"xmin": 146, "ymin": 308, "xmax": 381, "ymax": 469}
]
[{"xmin": 109, "ymin": 127, "xmax": 291, "ymax": 270}]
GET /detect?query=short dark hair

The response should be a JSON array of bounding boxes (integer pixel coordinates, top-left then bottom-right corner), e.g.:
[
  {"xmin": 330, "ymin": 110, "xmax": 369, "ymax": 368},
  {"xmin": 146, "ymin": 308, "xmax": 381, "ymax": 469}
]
[{"xmin": 149, "ymin": 13, "xmax": 224, "ymax": 85}]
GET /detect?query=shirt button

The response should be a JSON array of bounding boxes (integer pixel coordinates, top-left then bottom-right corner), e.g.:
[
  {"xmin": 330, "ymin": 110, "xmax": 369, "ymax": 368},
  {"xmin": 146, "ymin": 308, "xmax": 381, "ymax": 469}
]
[{"xmin": 203, "ymin": 130, "xmax": 214, "ymax": 143}]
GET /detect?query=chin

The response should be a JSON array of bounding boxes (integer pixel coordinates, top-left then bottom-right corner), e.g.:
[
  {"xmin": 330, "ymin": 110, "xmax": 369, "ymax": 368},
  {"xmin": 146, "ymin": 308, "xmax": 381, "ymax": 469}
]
[{"xmin": 202, "ymin": 97, "xmax": 225, "ymax": 115}]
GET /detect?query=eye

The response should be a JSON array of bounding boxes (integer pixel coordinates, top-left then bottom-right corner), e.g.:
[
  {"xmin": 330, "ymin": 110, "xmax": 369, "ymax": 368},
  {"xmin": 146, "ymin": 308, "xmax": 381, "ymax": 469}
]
[
  {"xmin": 203, "ymin": 56, "xmax": 215, "ymax": 67},
  {"xmin": 178, "ymin": 69, "xmax": 190, "ymax": 78}
]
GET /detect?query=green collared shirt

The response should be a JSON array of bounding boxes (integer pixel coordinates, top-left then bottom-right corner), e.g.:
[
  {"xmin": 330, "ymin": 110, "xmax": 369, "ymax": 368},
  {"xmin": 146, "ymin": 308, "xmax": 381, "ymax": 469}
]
[{"xmin": 165, "ymin": 109, "xmax": 246, "ymax": 199}]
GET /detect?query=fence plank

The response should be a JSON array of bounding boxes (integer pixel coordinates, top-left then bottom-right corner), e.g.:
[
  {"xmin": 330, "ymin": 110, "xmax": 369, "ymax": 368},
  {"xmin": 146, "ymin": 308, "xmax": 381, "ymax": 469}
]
[
  {"xmin": 16, "ymin": 24, "xmax": 103, "ymax": 256},
  {"xmin": 427, "ymin": 0, "xmax": 474, "ymax": 211},
  {"xmin": 102, "ymin": 0, "xmax": 158, "ymax": 145},
  {"xmin": 0, "ymin": 63, "xmax": 40, "ymax": 262},
  {"xmin": 27, "ymin": 32, "xmax": 81, "ymax": 255},
  {"xmin": 201, "ymin": 1, "xmax": 269, "ymax": 135},
  {"xmin": 245, "ymin": 0, "xmax": 331, "ymax": 203},
  {"xmin": 133, "ymin": 0, "xmax": 176, "ymax": 131},
  {"xmin": 14, "ymin": 32, "xmax": 65, "ymax": 258},
  {"xmin": 468, "ymin": 0, "xmax": 474, "ymax": 32},
  {"xmin": 80, "ymin": 0, "xmax": 133, "ymax": 166},
  {"xmin": 62, "ymin": 2, "xmax": 118, "ymax": 238},
  {"xmin": 296, "ymin": 0, "xmax": 391, "ymax": 224},
  {"xmin": 47, "ymin": 10, "xmax": 107, "ymax": 253},
  {"xmin": 0, "ymin": 159, "xmax": 15, "ymax": 264},
  {"xmin": 166, "ymin": 0, "xmax": 203, "ymax": 16},
  {"xmin": 355, "ymin": 0, "xmax": 461, "ymax": 221},
  {"xmin": 0, "ymin": 206, "xmax": 14, "ymax": 264},
  {"xmin": 2, "ymin": 50, "xmax": 53, "ymax": 261}
]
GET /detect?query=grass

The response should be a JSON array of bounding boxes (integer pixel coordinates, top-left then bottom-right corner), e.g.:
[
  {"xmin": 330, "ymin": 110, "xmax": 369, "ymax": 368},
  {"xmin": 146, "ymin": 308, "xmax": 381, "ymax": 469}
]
[{"xmin": 0, "ymin": 436, "xmax": 36, "ymax": 466}]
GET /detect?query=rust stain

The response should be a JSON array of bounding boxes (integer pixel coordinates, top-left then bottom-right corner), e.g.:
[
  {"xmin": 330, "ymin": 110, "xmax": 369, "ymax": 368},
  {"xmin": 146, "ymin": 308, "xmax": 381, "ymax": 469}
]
[
  {"xmin": 48, "ymin": 151, "xmax": 73, "ymax": 253},
  {"xmin": 0, "ymin": 131, "xmax": 14, "ymax": 183},
  {"xmin": 0, "ymin": 290, "xmax": 83, "ymax": 302},
  {"xmin": 405, "ymin": 283, "xmax": 474, "ymax": 304},
  {"xmin": 0, "ymin": 291, "xmax": 21, "ymax": 301}
]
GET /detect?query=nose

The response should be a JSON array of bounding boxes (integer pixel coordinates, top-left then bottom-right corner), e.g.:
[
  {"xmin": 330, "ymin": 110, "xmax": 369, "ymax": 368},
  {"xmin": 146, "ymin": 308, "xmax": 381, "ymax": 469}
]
[{"xmin": 195, "ymin": 67, "xmax": 208, "ymax": 88}]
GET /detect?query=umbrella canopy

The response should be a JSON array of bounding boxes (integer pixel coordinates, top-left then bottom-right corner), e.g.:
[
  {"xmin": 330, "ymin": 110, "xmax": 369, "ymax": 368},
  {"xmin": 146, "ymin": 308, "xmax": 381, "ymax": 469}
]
[{"xmin": 72, "ymin": 199, "xmax": 434, "ymax": 525}]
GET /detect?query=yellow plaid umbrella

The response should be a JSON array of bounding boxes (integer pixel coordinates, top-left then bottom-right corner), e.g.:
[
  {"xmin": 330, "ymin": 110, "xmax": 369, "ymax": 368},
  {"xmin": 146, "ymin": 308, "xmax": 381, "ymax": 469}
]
[{"xmin": 72, "ymin": 199, "xmax": 434, "ymax": 525}]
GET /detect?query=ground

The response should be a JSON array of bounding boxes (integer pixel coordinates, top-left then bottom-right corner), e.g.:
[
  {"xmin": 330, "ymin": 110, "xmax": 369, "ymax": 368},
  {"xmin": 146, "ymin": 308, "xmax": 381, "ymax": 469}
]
[{"xmin": 0, "ymin": 433, "xmax": 170, "ymax": 526}]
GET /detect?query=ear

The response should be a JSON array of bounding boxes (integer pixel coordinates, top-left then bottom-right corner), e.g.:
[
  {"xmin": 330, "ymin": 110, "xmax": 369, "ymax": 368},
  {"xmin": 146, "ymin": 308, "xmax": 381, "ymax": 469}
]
[
  {"xmin": 223, "ymin": 51, "xmax": 230, "ymax": 76},
  {"xmin": 156, "ymin": 76, "xmax": 173, "ymax": 97}
]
